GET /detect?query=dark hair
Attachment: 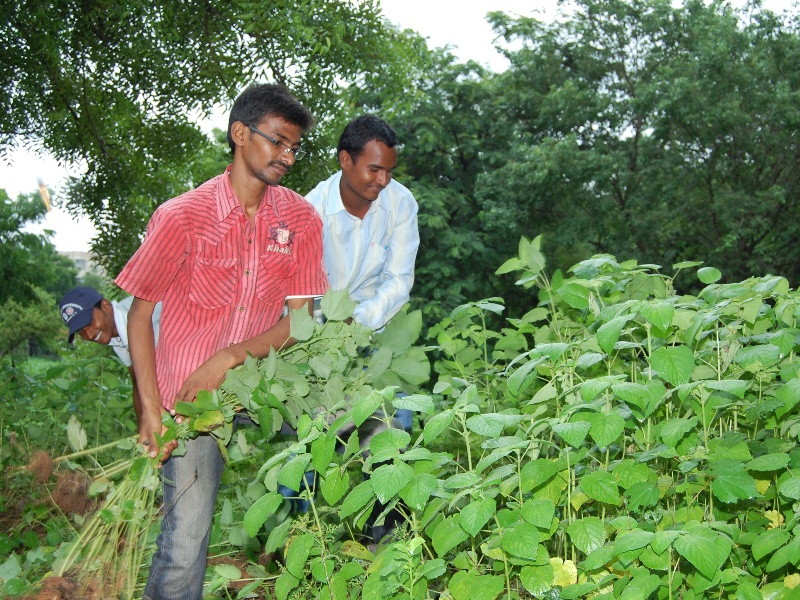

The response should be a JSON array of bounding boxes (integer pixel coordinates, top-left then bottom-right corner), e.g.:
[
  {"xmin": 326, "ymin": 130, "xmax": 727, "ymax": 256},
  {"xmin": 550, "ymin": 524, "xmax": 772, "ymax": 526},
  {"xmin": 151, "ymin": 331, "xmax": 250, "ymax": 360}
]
[
  {"xmin": 227, "ymin": 84, "xmax": 314, "ymax": 153},
  {"xmin": 337, "ymin": 115, "xmax": 398, "ymax": 161}
]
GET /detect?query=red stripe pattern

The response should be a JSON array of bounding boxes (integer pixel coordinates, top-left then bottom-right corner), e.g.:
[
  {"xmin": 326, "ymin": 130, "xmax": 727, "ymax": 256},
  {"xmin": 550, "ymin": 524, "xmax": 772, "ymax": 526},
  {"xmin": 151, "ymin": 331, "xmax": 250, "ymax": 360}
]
[{"xmin": 115, "ymin": 168, "xmax": 328, "ymax": 409}]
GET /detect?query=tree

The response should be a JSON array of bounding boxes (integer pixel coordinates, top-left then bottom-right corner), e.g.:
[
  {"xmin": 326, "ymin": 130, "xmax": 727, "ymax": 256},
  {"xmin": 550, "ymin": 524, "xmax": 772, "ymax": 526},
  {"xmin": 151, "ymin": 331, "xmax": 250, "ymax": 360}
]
[
  {"xmin": 1, "ymin": 0, "xmax": 424, "ymax": 276},
  {"xmin": 479, "ymin": 0, "xmax": 800, "ymax": 287},
  {"xmin": 0, "ymin": 188, "xmax": 78, "ymax": 304}
]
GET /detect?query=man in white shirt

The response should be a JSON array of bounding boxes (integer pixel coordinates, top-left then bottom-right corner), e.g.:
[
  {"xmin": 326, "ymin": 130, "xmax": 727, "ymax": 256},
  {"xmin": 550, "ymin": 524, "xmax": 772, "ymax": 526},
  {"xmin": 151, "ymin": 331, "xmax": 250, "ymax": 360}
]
[
  {"xmin": 59, "ymin": 286, "xmax": 162, "ymax": 442},
  {"xmin": 306, "ymin": 115, "xmax": 419, "ymax": 331}
]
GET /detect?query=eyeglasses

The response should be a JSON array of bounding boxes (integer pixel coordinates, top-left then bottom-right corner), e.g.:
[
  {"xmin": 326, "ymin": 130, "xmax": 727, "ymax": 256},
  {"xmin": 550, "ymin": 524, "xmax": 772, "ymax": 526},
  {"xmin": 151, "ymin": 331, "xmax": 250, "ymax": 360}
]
[{"xmin": 248, "ymin": 125, "xmax": 306, "ymax": 160}]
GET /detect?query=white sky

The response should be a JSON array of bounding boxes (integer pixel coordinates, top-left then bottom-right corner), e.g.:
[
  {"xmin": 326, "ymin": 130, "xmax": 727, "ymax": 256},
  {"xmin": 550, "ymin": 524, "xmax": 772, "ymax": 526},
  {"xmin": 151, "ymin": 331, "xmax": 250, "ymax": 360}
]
[{"xmin": 1, "ymin": 0, "xmax": 794, "ymax": 252}]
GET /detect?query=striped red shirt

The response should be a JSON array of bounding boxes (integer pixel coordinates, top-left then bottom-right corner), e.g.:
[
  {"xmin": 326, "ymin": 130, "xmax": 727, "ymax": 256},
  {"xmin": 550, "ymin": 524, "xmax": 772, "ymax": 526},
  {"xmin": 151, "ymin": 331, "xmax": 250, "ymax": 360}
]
[{"xmin": 115, "ymin": 167, "xmax": 328, "ymax": 409}]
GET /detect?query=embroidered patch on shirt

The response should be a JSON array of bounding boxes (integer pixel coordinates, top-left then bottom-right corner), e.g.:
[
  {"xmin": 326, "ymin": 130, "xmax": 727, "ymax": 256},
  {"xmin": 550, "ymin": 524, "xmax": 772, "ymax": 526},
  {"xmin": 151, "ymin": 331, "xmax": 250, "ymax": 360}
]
[{"xmin": 270, "ymin": 221, "xmax": 295, "ymax": 247}]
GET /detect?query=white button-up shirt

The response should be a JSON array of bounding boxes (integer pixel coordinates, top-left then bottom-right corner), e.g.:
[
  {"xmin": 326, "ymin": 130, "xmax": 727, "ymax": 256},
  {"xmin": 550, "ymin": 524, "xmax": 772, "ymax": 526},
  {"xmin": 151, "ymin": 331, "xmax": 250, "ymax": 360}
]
[{"xmin": 306, "ymin": 171, "xmax": 419, "ymax": 330}]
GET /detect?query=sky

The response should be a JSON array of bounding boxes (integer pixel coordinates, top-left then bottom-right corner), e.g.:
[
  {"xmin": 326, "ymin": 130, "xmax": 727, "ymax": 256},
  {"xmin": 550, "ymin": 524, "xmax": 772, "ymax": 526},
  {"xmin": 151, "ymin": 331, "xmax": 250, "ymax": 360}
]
[{"xmin": 1, "ymin": 0, "xmax": 793, "ymax": 253}]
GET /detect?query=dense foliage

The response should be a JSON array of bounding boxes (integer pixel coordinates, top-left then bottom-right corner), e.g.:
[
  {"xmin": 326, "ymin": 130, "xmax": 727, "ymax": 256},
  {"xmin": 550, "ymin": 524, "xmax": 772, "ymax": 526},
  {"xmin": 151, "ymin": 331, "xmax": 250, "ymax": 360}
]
[
  {"xmin": 5, "ymin": 240, "xmax": 800, "ymax": 598},
  {"xmin": 0, "ymin": 0, "xmax": 426, "ymax": 275},
  {"xmin": 351, "ymin": 0, "xmax": 800, "ymax": 325}
]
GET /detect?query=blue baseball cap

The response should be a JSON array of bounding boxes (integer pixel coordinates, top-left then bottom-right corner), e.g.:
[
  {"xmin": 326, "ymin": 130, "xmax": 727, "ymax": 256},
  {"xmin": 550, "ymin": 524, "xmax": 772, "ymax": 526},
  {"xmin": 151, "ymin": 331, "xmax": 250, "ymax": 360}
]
[{"xmin": 59, "ymin": 286, "xmax": 103, "ymax": 343}]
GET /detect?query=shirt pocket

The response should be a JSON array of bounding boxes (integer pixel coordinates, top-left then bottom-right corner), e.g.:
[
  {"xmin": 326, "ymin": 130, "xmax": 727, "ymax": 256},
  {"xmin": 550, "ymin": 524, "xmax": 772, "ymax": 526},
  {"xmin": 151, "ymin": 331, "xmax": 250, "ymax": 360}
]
[
  {"xmin": 256, "ymin": 253, "xmax": 299, "ymax": 303},
  {"xmin": 188, "ymin": 257, "xmax": 238, "ymax": 309}
]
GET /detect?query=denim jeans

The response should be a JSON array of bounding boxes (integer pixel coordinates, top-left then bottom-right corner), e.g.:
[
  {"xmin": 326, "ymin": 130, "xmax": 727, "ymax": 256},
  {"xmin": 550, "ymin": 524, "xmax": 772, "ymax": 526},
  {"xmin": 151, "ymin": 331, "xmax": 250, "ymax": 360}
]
[{"xmin": 143, "ymin": 434, "xmax": 224, "ymax": 600}]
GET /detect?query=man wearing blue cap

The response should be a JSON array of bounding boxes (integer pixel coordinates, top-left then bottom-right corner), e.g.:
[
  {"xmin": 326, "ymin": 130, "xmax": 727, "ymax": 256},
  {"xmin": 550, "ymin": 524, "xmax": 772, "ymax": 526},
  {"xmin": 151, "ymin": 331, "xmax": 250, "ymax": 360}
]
[{"xmin": 59, "ymin": 286, "xmax": 162, "ymax": 442}]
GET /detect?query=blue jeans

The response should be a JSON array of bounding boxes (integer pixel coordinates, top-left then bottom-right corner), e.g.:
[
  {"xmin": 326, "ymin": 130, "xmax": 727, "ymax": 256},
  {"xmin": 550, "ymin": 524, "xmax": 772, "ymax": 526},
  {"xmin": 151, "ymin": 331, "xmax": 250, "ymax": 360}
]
[{"xmin": 143, "ymin": 434, "xmax": 224, "ymax": 600}]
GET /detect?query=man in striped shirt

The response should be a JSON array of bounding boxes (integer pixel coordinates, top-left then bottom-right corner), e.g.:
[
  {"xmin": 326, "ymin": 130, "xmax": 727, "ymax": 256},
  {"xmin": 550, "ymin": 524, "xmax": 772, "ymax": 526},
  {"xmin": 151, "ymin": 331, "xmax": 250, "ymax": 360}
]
[{"xmin": 115, "ymin": 84, "xmax": 328, "ymax": 600}]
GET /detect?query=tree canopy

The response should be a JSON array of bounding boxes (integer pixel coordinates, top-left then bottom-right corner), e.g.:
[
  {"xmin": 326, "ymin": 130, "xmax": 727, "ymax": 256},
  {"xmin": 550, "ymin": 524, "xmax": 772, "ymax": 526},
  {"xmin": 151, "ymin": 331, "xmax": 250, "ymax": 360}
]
[
  {"xmin": 349, "ymin": 0, "xmax": 800, "ymax": 323},
  {"xmin": 1, "ymin": 0, "xmax": 424, "ymax": 275}
]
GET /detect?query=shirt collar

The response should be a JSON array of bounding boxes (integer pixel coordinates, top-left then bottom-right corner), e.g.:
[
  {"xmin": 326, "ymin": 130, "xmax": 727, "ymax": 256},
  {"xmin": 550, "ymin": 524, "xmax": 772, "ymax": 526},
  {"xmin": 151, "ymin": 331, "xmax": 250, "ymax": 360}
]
[
  {"xmin": 217, "ymin": 164, "xmax": 276, "ymax": 222},
  {"xmin": 327, "ymin": 171, "xmax": 383, "ymax": 217}
]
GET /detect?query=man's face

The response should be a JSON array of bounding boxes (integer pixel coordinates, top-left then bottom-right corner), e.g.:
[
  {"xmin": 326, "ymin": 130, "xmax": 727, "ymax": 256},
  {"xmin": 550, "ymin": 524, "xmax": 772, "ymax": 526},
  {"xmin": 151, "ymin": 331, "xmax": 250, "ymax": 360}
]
[
  {"xmin": 340, "ymin": 140, "xmax": 398, "ymax": 205},
  {"xmin": 77, "ymin": 301, "xmax": 116, "ymax": 345},
  {"xmin": 240, "ymin": 116, "xmax": 304, "ymax": 186}
]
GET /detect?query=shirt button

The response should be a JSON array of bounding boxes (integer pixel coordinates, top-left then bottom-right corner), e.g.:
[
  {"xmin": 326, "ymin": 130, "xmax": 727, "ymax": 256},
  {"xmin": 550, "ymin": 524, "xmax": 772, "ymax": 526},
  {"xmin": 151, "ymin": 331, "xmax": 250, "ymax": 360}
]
[
  {"xmin": 245, "ymin": 269, "xmax": 251, "ymax": 275},
  {"xmin": 239, "ymin": 306, "xmax": 245, "ymax": 311},
  {"xmin": 229, "ymin": 342, "xmax": 234, "ymax": 346},
  {"xmin": 248, "ymin": 239, "xmax": 252, "ymax": 244}
]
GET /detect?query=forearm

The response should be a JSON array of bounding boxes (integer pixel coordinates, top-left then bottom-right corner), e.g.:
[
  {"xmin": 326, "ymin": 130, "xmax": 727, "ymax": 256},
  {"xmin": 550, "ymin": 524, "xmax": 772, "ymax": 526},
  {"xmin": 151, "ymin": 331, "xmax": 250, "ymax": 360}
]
[
  {"xmin": 215, "ymin": 298, "xmax": 313, "ymax": 366},
  {"xmin": 129, "ymin": 367, "xmax": 144, "ymax": 429},
  {"xmin": 128, "ymin": 298, "xmax": 162, "ymax": 416}
]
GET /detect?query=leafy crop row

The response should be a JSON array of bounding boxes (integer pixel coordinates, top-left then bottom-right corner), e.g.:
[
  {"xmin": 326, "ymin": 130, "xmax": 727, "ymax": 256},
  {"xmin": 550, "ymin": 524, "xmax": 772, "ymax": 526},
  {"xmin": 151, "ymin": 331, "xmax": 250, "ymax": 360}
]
[{"xmin": 5, "ymin": 236, "xmax": 800, "ymax": 599}]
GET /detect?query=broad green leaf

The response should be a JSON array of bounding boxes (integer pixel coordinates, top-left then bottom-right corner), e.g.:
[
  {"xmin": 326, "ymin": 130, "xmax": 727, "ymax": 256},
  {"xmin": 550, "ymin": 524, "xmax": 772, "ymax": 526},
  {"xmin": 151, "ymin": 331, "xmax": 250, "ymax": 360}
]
[
  {"xmin": 584, "ymin": 412, "xmax": 625, "ymax": 448},
  {"xmin": 581, "ymin": 471, "xmax": 620, "ymax": 505},
  {"xmin": 214, "ymin": 563, "xmax": 241, "ymax": 580},
  {"xmin": 319, "ymin": 289, "xmax": 356, "ymax": 321},
  {"xmin": 735, "ymin": 344, "xmax": 782, "ymax": 369},
  {"xmin": 400, "ymin": 473, "xmax": 438, "ymax": 510},
  {"xmin": 553, "ymin": 421, "xmax": 592, "ymax": 447},
  {"xmin": 520, "ymin": 564, "xmax": 554, "ymax": 596},
  {"xmin": 289, "ymin": 305, "xmax": 315, "ymax": 341},
  {"xmin": 673, "ymin": 528, "xmax": 730, "ymax": 579},
  {"xmin": 778, "ymin": 476, "xmax": 800, "ymax": 500},
  {"xmin": 520, "ymin": 459, "xmax": 560, "ymax": 493},
  {"xmin": 650, "ymin": 345, "xmax": 695, "ymax": 386},
  {"xmin": 751, "ymin": 528, "xmax": 790, "ymax": 561},
  {"xmin": 557, "ymin": 282, "xmax": 591, "ymax": 309},
  {"xmin": 466, "ymin": 413, "xmax": 524, "ymax": 437},
  {"xmin": 448, "ymin": 570, "xmax": 505, "ymax": 600},
  {"xmin": 311, "ymin": 434, "xmax": 336, "ymax": 474},
  {"xmin": 285, "ymin": 533, "xmax": 315, "ymax": 579},
  {"xmin": 351, "ymin": 390, "xmax": 385, "ymax": 427},
  {"xmin": 620, "ymin": 572, "xmax": 660, "ymax": 600},
  {"xmin": 460, "ymin": 498, "xmax": 497, "ymax": 537},
  {"xmin": 320, "ymin": 466, "xmax": 350, "ymax": 506},
  {"xmin": 567, "ymin": 517, "xmax": 606, "ymax": 554},
  {"xmin": 369, "ymin": 428, "xmax": 411, "ymax": 463},
  {"xmin": 705, "ymin": 379, "xmax": 748, "ymax": 398},
  {"xmin": 431, "ymin": 516, "xmax": 470, "ymax": 557},
  {"xmin": 535, "ymin": 343, "xmax": 570, "ymax": 361},
  {"xmin": 712, "ymin": 469, "xmax": 759, "ymax": 503},
  {"xmin": 274, "ymin": 572, "xmax": 300, "ymax": 600},
  {"xmin": 365, "ymin": 346, "xmax": 393, "ymax": 380},
  {"xmin": 580, "ymin": 378, "xmax": 612, "ymax": 402},
  {"xmin": 424, "ymin": 409, "xmax": 455, "ymax": 444},
  {"xmin": 66, "ymin": 415, "xmax": 87, "ymax": 452},
  {"xmin": 766, "ymin": 537, "xmax": 800, "ymax": 572},
  {"xmin": 496, "ymin": 256, "xmax": 525, "ymax": 275},
  {"xmin": 697, "ymin": 266, "xmax": 722, "ymax": 283},
  {"xmin": 640, "ymin": 301, "xmax": 674, "ymax": 331},
  {"xmin": 243, "ymin": 492, "xmax": 283, "ymax": 537},
  {"xmin": 775, "ymin": 378, "xmax": 800, "ymax": 418},
  {"xmin": 673, "ymin": 260, "xmax": 704, "ymax": 269},
  {"xmin": 660, "ymin": 417, "xmax": 697, "ymax": 447},
  {"xmin": 277, "ymin": 453, "xmax": 312, "ymax": 492},
  {"xmin": 597, "ymin": 315, "xmax": 632, "ymax": 354},
  {"xmin": 443, "ymin": 472, "xmax": 482, "ymax": 490},
  {"xmin": 625, "ymin": 482, "xmax": 660, "ymax": 511},
  {"xmin": 735, "ymin": 581, "xmax": 763, "ymax": 600},
  {"xmin": 746, "ymin": 453, "xmax": 790, "ymax": 472},
  {"xmin": 507, "ymin": 356, "xmax": 547, "ymax": 397},
  {"xmin": 582, "ymin": 545, "xmax": 615, "ymax": 571},
  {"xmin": 370, "ymin": 462, "xmax": 414, "ymax": 504},
  {"xmin": 373, "ymin": 308, "xmax": 423, "ymax": 354},
  {"xmin": 392, "ymin": 393, "xmax": 435, "ymax": 414},
  {"xmin": 521, "ymin": 498, "xmax": 556, "ymax": 529},
  {"xmin": 501, "ymin": 523, "xmax": 540, "ymax": 559},
  {"xmin": 390, "ymin": 353, "xmax": 430, "ymax": 385},
  {"xmin": 340, "ymin": 481, "xmax": 375, "ymax": 518},
  {"xmin": 613, "ymin": 530, "xmax": 654, "ymax": 555}
]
